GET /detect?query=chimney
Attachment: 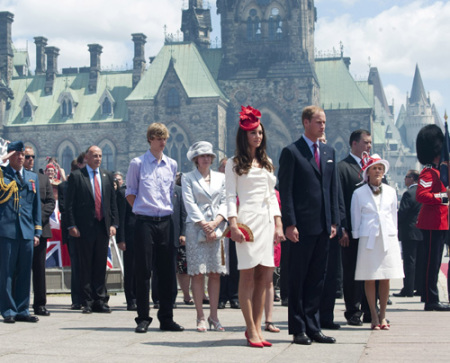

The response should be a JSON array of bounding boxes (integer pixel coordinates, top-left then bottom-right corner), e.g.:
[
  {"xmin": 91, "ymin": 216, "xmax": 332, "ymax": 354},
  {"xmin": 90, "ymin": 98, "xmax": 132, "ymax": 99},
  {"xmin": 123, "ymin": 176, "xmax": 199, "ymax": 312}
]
[
  {"xmin": 34, "ymin": 36, "xmax": 48, "ymax": 75},
  {"xmin": 88, "ymin": 43, "xmax": 102, "ymax": 92},
  {"xmin": 0, "ymin": 12, "xmax": 14, "ymax": 86},
  {"xmin": 44, "ymin": 46, "xmax": 59, "ymax": 94},
  {"xmin": 131, "ymin": 33, "xmax": 146, "ymax": 89}
]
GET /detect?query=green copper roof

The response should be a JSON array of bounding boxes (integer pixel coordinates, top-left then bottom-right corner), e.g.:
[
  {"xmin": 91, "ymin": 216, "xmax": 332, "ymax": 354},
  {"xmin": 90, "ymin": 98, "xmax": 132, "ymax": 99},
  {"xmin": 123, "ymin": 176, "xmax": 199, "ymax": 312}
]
[
  {"xmin": 316, "ymin": 59, "xmax": 372, "ymax": 110},
  {"xmin": 127, "ymin": 42, "xmax": 227, "ymax": 101},
  {"xmin": 6, "ymin": 71, "xmax": 133, "ymax": 126}
]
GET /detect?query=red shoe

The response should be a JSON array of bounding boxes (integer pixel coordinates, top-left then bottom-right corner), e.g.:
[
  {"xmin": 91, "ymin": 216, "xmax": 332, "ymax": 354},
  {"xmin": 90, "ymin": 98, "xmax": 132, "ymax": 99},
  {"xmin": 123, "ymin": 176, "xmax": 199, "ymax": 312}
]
[
  {"xmin": 261, "ymin": 340, "xmax": 272, "ymax": 347},
  {"xmin": 371, "ymin": 324, "xmax": 381, "ymax": 330},
  {"xmin": 245, "ymin": 331, "xmax": 264, "ymax": 348}
]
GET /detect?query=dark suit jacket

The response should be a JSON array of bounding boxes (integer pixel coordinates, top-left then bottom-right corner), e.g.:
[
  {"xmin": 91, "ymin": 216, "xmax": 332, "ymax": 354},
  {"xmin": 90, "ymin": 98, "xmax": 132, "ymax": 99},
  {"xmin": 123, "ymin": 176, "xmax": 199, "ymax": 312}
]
[
  {"xmin": 171, "ymin": 184, "xmax": 187, "ymax": 248},
  {"xmin": 279, "ymin": 137, "xmax": 339, "ymax": 236},
  {"xmin": 58, "ymin": 181, "xmax": 69, "ymax": 245},
  {"xmin": 38, "ymin": 173, "xmax": 55, "ymax": 239},
  {"xmin": 66, "ymin": 167, "xmax": 118, "ymax": 240},
  {"xmin": 338, "ymin": 155, "xmax": 363, "ymax": 234},
  {"xmin": 398, "ymin": 184, "xmax": 423, "ymax": 241},
  {"xmin": 116, "ymin": 184, "xmax": 136, "ymax": 244}
]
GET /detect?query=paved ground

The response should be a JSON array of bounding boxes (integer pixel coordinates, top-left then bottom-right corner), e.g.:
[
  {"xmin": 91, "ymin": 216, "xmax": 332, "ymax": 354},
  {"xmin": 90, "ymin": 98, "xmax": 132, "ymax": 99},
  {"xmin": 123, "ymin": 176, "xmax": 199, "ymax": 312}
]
[{"xmin": 1, "ymin": 270, "xmax": 449, "ymax": 363}]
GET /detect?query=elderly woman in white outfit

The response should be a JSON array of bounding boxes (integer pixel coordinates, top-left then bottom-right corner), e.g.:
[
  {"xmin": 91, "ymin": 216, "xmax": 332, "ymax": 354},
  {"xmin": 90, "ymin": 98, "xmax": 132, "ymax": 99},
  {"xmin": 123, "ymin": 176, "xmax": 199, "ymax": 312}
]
[
  {"xmin": 225, "ymin": 106, "xmax": 285, "ymax": 348},
  {"xmin": 182, "ymin": 141, "xmax": 228, "ymax": 332},
  {"xmin": 351, "ymin": 154, "xmax": 403, "ymax": 330}
]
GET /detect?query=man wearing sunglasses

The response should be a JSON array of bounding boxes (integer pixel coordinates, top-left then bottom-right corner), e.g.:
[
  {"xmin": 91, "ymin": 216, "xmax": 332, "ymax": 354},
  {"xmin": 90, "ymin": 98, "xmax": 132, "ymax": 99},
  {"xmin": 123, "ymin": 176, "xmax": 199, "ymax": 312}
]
[{"xmin": 24, "ymin": 147, "xmax": 55, "ymax": 317}]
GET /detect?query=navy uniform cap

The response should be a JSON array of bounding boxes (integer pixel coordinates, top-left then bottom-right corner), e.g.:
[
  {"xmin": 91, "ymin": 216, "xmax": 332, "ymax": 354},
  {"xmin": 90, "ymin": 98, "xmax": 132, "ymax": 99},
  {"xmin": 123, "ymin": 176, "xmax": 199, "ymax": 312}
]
[{"xmin": 7, "ymin": 141, "xmax": 24, "ymax": 153}]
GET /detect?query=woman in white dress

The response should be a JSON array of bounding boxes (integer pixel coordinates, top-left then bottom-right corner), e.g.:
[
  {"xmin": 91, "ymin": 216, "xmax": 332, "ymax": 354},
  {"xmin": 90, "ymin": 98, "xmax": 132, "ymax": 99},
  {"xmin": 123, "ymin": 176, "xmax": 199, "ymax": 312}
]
[
  {"xmin": 182, "ymin": 141, "xmax": 228, "ymax": 332},
  {"xmin": 225, "ymin": 106, "xmax": 285, "ymax": 348},
  {"xmin": 351, "ymin": 153, "xmax": 404, "ymax": 330}
]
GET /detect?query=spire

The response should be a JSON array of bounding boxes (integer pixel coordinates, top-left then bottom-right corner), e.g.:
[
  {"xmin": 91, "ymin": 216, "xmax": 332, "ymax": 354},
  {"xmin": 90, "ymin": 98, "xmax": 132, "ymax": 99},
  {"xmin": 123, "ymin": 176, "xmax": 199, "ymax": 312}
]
[{"xmin": 409, "ymin": 64, "xmax": 428, "ymax": 104}]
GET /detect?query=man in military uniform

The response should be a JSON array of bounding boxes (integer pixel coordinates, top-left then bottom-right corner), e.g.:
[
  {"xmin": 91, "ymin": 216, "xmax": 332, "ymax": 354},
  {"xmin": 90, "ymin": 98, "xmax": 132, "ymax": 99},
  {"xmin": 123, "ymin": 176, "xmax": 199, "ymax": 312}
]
[{"xmin": 0, "ymin": 141, "xmax": 42, "ymax": 323}]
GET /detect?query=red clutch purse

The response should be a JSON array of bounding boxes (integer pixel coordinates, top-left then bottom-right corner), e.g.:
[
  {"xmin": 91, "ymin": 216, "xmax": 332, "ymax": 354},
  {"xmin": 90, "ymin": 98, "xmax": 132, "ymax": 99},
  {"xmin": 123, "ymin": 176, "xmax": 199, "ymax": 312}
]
[{"xmin": 222, "ymin": 223, "xmax": 254, "ymax": 242}]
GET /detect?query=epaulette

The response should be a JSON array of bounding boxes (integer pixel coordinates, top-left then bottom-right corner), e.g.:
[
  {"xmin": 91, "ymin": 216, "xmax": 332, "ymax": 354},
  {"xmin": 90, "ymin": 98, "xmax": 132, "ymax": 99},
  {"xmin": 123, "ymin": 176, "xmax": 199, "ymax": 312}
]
[{"xmin": 0, "ymin": 168, "xmax": 19, "ymax": 209}]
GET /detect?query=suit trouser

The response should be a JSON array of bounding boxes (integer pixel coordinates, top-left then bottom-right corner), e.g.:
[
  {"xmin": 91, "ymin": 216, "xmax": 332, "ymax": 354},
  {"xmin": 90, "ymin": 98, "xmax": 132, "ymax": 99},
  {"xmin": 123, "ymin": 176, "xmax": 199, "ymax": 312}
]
[
  {"xmin": 320, "ymin": 236, "xmax": 340, "ymax": 324},
  {"xmin": 0, "ymin": 237, "xmax": 34, "ymax": 318},
  {"xmin": 279, "ymin": 239, "xmax": 290, "ymax": 300},
  {"xmin": 288, "ymin": 232, "xmax": 329, "ymax": 336},
  {"xmin": 401, "ymin": 239, "xmax": 420, "ymax": 295},
  {"xmin": 219, "ymin": 238, "xmax": 239, "ymax": 304},
  {"xmin": 67, "ymin": 237, "xmax": 82, "ymax": 306},
  {"xmin": 151, "ymin": 248, "xmax": 178, "ymax": 304},
  {"xmin": 76, "ymin": 219, "xmax": 109, "ymax": 307},
  {"xmin": 421, "ymin": 229, "xmax": 445, "ymax": 304},
  {"xmin": 32, "ymin": 237, "xmax": 48, "ymax": 308},
  {"xmin": 123, "ymin": 236, "xmax": 137, "ymax": 306},
  {"xmin": 134, "ymin": 217, "xmax": 175, "ymax": 324},
  {"xmin": 341, "ymin": 238, "xmax": 365, "ymax": 320}
]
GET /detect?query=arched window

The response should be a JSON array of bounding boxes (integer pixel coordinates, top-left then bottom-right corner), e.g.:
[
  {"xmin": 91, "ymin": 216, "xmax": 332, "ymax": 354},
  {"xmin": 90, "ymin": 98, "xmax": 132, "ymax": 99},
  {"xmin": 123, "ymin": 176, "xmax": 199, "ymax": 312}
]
[
  {"xmin": 23, "ymin": 101, "xmax": 32, "ymax": 118},
  {"xmin": 268, "ymin": 8, "xmax": 283, "ymax": 40},
  {"xmin": 62, "ymin": 100, "xmax": 67, "ymax": 117},
  {"xmin": 166, "ymin": 124, "xmax": 190, "ymax": 172},
  {"xmin": 167, "ymin": 88, "xmax": 180, "ymax": 108},
  {"xmin": 62, "ymin": 146, "xmax": 74, "ymax": 175},
  {"xmin": 102, "ymin": 97, "xmax": 112, "ymax": 114},
  {"xmin": 102, "ymin": 144, "xmax": 115, "ymax": 171},
  {"xmin": 246, "ymin": 9, "xmax": 261, "ymax": 41}
]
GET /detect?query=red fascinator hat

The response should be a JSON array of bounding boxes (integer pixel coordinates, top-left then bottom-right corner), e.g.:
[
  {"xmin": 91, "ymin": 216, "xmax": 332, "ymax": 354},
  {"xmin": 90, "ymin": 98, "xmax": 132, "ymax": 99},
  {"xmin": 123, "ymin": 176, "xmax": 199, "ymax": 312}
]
[
  {"xmin": 360, "ymin": 152, "xmax": 390, "ymax": 182},
  {"xmin": 45, "ymin": 163, "xmax": 55, "ymax": 170},
  {"xmin": 239, "ymin": 105, "xmax": 261, "ymax": 131}
]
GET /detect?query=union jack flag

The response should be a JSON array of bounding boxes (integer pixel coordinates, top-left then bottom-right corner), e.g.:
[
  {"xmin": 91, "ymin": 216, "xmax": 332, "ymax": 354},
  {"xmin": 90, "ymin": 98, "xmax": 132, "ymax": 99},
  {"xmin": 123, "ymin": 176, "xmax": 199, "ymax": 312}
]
[
  {"xmin": 46, "ymin": 240, "xmax": 62, "ymax": 268},
  {"xmin": 106, "ymin": 246, "xmax": 113, "ymax": 270}
]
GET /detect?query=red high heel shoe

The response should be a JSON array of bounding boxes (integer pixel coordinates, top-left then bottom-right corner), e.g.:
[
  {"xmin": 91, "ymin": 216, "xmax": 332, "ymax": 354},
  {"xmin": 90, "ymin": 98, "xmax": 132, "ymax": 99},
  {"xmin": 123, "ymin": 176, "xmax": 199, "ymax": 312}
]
[
  {"xmin": 261, "ymin": 340, "xmax": 272, "ymax": 347},
  {"xmin": 245, "ymin": 331, "xmax": 264, "ymax": 348}
]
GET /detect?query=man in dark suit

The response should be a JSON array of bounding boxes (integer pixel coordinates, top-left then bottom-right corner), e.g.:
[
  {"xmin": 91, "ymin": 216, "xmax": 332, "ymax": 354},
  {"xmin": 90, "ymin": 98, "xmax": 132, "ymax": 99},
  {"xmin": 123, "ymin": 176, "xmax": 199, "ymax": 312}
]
[
  {"xmin": 279, "ymin": 106, "xmax": 339, "ymax": 345},
  {"xmin": 337, "ymin": 129, "xmax": 372, "ymax": 326},
  {"xmin": 394, "ymin": 170, "xmax": 423, "ymax": 297},
  {"xmin": 0, "ymin": 141, "xmax": 42, "ymax": 323},
  {"xmin": 66, "ymin": 145, "xmax": 119, "ymax": 314},
  {"xmin": 23, "ymin": 146, "xmax": 55, "ymax": 317}
]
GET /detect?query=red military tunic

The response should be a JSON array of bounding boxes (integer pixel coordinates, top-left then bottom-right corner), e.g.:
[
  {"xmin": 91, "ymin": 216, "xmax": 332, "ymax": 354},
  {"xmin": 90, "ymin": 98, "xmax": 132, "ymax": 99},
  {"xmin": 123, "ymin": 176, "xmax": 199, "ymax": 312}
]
[{"xmin": 416, "ymin": 165, "xmax": 448, "ymax": 230}]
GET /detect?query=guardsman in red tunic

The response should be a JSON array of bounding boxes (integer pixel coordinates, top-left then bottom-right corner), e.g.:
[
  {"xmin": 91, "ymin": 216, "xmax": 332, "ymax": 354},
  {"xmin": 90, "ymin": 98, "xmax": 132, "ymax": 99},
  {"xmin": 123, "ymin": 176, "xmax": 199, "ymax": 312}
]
[{"xmin": 415, "ymin": 124, "xmax": 450, "ymax": 311}]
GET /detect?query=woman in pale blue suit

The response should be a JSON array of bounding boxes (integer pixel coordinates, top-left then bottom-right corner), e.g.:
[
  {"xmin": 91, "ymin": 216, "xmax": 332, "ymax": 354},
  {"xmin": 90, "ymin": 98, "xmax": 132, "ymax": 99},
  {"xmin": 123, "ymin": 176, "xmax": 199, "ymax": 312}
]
[{"xmin": 182, "ymin": 141, "xmax": 228, "ymax": 332}]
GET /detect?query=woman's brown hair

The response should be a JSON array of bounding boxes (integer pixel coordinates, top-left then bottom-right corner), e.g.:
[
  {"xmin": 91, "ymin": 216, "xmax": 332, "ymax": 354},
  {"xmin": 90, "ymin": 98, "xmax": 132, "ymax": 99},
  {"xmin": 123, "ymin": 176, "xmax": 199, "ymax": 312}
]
[{"xmin": 233, "ymin": 122, "xmax": 274, "ymax": 176}]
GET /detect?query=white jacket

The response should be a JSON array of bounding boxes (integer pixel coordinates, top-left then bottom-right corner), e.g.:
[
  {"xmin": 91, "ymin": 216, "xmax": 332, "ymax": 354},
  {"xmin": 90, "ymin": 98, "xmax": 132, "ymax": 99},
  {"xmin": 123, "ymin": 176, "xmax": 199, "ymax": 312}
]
[{"xmin": 351, "ymin": 183, "xmax": 398, "ymax": 251}]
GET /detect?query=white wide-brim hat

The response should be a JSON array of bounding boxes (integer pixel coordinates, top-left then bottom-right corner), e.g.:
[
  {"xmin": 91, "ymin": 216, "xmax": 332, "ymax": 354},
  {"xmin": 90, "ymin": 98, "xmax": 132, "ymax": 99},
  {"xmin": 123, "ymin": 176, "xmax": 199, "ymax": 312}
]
[
  {"xmin": 186, "ymin": 141, "xmax": 216, "ymax": 162},
  {"xmin": 361, "ymin": 153, "xmax": 389, "ymax": 182}
]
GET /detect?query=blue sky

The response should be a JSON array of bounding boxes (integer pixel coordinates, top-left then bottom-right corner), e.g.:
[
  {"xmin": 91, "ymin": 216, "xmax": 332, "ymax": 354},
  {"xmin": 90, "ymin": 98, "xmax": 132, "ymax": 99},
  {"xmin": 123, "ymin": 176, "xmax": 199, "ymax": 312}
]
[{"xmin": 2, "ymin": 0, "xmax": 449, "ymax": 120}]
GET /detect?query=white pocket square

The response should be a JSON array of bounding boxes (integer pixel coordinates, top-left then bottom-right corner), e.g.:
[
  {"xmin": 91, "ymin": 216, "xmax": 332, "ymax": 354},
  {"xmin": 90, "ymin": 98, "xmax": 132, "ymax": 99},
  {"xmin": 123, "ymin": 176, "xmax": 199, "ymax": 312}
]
[{"xmin": 327, "ymin": 160, "xmax": 333, "ymax": 163}]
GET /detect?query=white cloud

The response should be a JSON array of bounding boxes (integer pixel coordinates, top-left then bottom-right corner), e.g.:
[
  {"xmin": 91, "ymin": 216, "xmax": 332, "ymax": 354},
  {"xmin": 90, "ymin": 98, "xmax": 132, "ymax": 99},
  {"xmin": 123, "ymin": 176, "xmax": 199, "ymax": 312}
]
[{"xmin": 384, "ymin": 84, "xmax": 406, "ymax": 115}]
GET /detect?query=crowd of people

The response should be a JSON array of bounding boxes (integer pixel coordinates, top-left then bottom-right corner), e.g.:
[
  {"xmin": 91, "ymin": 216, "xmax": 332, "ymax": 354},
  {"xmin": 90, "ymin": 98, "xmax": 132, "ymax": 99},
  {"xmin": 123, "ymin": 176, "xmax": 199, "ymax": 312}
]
[{"xmin": 1, "ymin": 105, "xmax": 450, "ymax": 348}]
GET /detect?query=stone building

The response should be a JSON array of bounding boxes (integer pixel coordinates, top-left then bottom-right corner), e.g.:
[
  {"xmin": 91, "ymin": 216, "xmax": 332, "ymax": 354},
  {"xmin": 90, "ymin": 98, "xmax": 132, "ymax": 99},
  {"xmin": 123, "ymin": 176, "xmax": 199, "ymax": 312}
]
[{"xmin": 0, "ymin": 1, "xmax": 443, "ymax": 184}]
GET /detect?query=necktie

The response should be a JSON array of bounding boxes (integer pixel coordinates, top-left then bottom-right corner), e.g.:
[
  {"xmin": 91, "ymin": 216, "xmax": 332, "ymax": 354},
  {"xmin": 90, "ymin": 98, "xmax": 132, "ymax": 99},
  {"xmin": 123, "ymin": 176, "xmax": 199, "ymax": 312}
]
[
  {"xmin": 16, "ymin": 171, "xmax": 23, "ymax": 184},
  {"xmin": 313, "ymin": 143, "xmax": 320, "ymax": 171},
  {"xmin": 94, "ymin": 170, "xmax": 103, "ymax": 221}
]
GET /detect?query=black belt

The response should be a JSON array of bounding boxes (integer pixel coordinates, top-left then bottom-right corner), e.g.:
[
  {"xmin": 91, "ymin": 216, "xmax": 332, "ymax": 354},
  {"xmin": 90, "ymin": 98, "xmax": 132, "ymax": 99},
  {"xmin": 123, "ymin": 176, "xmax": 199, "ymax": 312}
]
[{"xmin": 136, "ymin": 215, "xmax": 171, "ymax": 222}]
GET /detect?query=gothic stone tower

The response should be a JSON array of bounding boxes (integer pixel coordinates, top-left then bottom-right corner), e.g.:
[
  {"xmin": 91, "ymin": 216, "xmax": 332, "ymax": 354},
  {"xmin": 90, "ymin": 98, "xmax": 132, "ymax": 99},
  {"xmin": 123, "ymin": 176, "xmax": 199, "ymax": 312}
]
[
  {"xmin": 181, "ymin": 0, "xmax": 212, "ymax": 49},
  {"xmin": 216, "ymin": 0, "xmax": 319, "ymax": 164}
]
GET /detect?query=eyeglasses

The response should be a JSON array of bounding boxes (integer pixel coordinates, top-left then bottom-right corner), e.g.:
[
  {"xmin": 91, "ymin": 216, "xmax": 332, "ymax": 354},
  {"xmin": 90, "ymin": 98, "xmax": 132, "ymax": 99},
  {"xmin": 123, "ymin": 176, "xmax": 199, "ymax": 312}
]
[
  {"xmin": 405, "ymin": 175, "xmax": 413, "ymax": 179},
  {"xmin": 25, "ymin": 155, "xmax": 36, "ymax": 160}
]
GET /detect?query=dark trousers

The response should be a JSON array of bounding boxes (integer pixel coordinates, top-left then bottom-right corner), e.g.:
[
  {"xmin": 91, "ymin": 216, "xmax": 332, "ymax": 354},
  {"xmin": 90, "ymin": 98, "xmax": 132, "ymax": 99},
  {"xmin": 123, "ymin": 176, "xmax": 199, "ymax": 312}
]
[
  {"xmin": 401, "ymin": 239, "xmax": 420, "ymax": 295},
  {"xmin": 134, "ymin": 217, "xmax": 175, "ymax": 324},
  {"xmin": 320, "ymin": 237, "xmax": 340, "ymax": 324},
  {"xmin": 279, "ymin": 239, "xmax": 290, "ymax": 300},
  {"xmin": 288, "ymin": 232, "xmax": 329, "ymax": 336},
  {"xmin": 421, "ymin": 229, "xmax": 445, "ymax": 304},
  {"xmin": 151, "ymin": 248, "xmax": 178, "ymax": 304},
  {"xmin": 219, "ymin": 239, "xmax": 239, "ymax": 304},
  {"xmin": 32, "ymin": 237, "xmax": 48, "ymax": 308},
  {"xmin": 123, "ymin": 241, "xmax": 137, "ymax": 306},
  {"xmin": 67, "ymin": 237, "xmax": 82, "ymax": 306},
  {"xmin": 341, "ymin": 238, "xmax": 365, "ymax": 320},
  {"xmin": 76, "ymin": 219, "xmax": 109, "ymax": 307},
  {"xmin": 0, "ymin": 237, "xmax": 34, "ymax": 318}
]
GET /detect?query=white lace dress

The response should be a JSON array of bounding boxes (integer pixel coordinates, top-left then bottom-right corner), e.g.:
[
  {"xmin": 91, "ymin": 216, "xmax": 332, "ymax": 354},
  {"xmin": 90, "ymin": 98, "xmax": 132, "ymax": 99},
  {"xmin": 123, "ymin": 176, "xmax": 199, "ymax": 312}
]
[{"xmin": 225, "ymin": 158, "xmax": 281, "ymax": 270}]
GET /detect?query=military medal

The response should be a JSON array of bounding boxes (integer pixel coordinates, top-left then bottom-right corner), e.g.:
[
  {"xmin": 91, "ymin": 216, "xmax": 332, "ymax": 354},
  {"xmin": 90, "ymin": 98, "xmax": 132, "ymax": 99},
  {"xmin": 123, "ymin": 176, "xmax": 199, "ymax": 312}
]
[{"xmin": 30, "ymin": 179, "xmax": 36, "ymax": 193}]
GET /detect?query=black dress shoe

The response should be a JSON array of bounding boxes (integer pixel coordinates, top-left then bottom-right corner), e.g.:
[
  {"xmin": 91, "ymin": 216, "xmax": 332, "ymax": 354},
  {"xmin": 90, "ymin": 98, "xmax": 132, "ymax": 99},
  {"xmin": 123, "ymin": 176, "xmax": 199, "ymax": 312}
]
[
  {"xmin": 310, "ymin": 331, "xmax": 336, "ymax": 344},
  {"xmin": 34, "ymin": 306, "xmax": 50, "ymax": 316},
  {"xmin": 127, "ymin": 303, "xmax": 137, "ymax": 311},
  {"xmin": 424, "ymin": 302, "xmax": 450, "ymax": 311},
  {"xmin": 281, "ymin": 298, "xmax": 288, "ymax": 307},
  {"xmin": 93, "ymin": 304, "xmax": 111, "ymax": 313},
  {"xmin": 218, "ymin": 301, "xmax": 226, "ymax": 309},
  {"xmin": 135, "ymin": 319, "xmax": 152, "ymax": 333},
  {"xmin": 202, "ymin": 298, "xmax": 210, "ymax": 305},
  {"xmin": 387, "ymin": 298, "xmax": 392, "ymax": 305},
  {"xmin": 347, "ymin": 316, "xmax": 363, "ymax": 326},
  {"xmin": 160, "ymin": 321, "xmax": 184, "ymax": 331},
  {"xmin": 393, "ymin": 292, "xmax": 413, "ymax": 297},
  {"xmin": 15, "ymin": 315, "xmax": 39, "ymax": 323},
  {"xmin": 230, "ymin": 300, "xmax": 240, "ymax": 309},
  {"xmin": 3, "ymin": 316, "xmax": 15, "ymax": 324},
  {"xmin": 82, "ymin": 306, "xmax": 92, "ymax": 314},
  {"xmin": 71, "ymin": 304, "xmax": 82, "ymax": 310},
  {"xmin": 362, "ymin": 313, "xmax": 372, "ymax": 323},
  {"xmin": 293, "ymin": 332, "xmax": 311, "ymax": 345},
  {"xmin": 321, "ymin": 321, "xmax": 341, "ymax": 330}
]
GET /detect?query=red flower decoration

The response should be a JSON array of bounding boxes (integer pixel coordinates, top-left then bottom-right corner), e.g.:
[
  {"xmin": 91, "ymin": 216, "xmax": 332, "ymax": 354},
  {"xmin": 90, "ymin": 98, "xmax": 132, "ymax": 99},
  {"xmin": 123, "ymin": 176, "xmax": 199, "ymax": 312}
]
[{"xmin": 239, "ymin": 105, "xmax": 261, "ymax": 131}]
